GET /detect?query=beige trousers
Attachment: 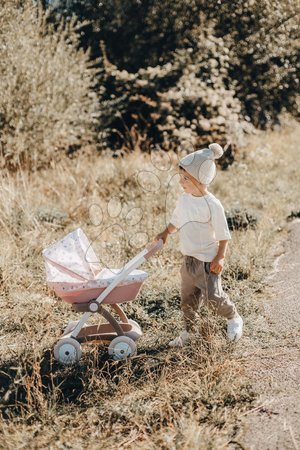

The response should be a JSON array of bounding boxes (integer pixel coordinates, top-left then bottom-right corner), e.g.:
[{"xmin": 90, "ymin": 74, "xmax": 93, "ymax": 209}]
[{"xmin": 180, "ymin": 255, "xmax": 237, "ymax": 331}]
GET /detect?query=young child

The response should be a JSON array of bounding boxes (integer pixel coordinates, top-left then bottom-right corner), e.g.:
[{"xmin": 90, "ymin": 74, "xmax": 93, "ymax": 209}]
[{"xmin": 154, "ymin": 143, "xmax": 243, "ymax": 346}]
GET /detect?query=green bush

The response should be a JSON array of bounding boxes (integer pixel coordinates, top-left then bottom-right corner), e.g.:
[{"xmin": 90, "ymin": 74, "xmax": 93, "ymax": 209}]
[
  {"xmin": 212, "ymin": 0, "xmax": 299, "ymax": 127},
  {"xmin": 48, "ymin": 0, "xmax": 298, "ymax": 154},
  {"xmin": 1, "ymin": 0, "xmax": 298, "ymax": 169}
]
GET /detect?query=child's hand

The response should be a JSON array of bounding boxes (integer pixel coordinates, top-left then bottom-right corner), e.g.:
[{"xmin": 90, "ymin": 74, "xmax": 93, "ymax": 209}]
[
  {"xmin": 153, "ymin": 224, "xmax": 176, "ymax": 245},
  {"xmin": 210, "ymin": 257, "xmax": 224, "ymax": 274},
  {"xmin": 154, "ymin": 230, "xmax": 168, "ymax": 244}
]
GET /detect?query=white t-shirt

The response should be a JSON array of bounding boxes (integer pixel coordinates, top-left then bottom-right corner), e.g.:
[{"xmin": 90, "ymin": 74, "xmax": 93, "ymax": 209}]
[{"xmin": 169, "ymin": 192, "xmax": 231, "ymax": 262}]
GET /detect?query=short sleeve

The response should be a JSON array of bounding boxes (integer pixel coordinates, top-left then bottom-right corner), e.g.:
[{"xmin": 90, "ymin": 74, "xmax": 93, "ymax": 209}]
[
  {"xmin": 169, "ymin": 197, "xmax": 182, "ymax": 229},
  {"xmin": 211, "ymin": 201, "xmax": 231, "ymax": 241}
]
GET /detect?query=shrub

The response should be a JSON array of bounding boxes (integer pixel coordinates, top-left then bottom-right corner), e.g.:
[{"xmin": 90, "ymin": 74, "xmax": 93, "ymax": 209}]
[
  {"xmin": 0, "ymin": 0, "xmax": 101, "ymax": 171},
  {"xmin": 96, "ymin": 21, "xmax": 254, "ymax": 159},
  {"xmin": 212, "ymin": 0, "xmax": 300, "ymax": 127},
  {"xmin": 48, "ymin": 0, "xmax": 299, "ymax": 156}
]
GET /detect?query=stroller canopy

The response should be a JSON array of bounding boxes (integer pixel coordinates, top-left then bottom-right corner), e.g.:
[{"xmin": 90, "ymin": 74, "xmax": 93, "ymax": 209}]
[
  {"xmin": 43, "ymin": 228, "xmax": 102, "ymax": 283},
  {"xmin": 43, "ymin": 228, "xmax": 148, "ymax": 289}
]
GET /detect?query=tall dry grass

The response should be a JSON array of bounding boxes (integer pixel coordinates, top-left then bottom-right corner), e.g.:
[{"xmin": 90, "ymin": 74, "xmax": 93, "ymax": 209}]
[{"xmin": 0, "ymin": 119, "xmax": 299, "ymax": 448}]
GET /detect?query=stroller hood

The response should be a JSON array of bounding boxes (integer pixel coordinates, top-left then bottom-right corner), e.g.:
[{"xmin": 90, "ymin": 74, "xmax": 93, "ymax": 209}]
[{"xmin": 43, "ymin": 228, "xmax": 102, "ymax": 283}]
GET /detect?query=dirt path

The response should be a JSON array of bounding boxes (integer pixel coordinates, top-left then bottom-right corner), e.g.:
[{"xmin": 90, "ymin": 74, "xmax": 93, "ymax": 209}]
[{"xmin": 238, "ymin": 220, "xmax": 300, "ymax": 449}]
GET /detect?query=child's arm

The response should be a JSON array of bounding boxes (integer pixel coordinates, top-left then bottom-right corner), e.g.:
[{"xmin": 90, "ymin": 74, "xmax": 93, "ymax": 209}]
[
  {"xmin": 210, "ymin": 240, "xmax": 228, "ymax": 274},
  {"xmin": 154, "ymin": 223, "xmax": 177, "ymax": 244}
]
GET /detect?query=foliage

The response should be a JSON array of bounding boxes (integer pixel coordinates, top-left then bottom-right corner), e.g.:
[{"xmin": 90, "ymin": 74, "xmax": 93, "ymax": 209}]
[
  {"xmin": 47, "ymin": 0, "xmax": 299, "ymax": 154},
  {"xmin": 212, "ymin": 0, "xmax": 300, "ymax": 127},
  {"xmin": 0, "ymin": 0, "xmax": 299, "ymax": 169},
  {"xmin": 0, "ymin": 0, "xmax": 101, "ymax": 171}
]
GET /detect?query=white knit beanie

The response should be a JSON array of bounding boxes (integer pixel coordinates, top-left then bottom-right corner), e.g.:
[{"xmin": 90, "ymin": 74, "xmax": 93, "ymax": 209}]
[{"xmin": 179, "ymin": 143, "xmax": 224, "ymax": 185}]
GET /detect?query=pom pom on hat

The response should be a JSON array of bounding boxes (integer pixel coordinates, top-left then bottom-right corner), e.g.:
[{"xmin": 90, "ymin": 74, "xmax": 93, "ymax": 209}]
[
  {"xmin": 179, "ymin": 142, "xmax": 225, "ymax": 185},
  {"xmin": 208, "ymin": 143, "xmax": 223, "ymax": 159}
]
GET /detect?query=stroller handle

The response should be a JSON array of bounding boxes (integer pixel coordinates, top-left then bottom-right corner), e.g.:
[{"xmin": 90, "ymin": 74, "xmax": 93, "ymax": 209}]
[{"xmin": 144, "ymin": 239, "xmax": 164, "ymax": 260}]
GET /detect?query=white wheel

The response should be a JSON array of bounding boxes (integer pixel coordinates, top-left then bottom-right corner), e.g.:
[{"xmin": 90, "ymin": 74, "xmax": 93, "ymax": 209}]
[
  {"xmin": 128, "ymin": 319, "xmax": 141, "ymax": 331},
  {"xmin": 126, "ymin": 319, "xmax": 142, "ymax": 341},
  {"xmin": 54, "ymin": 338, "xmax": 82, "ymax": 365},
  {"xmin": 108, "ymin": 336, "xmax": 137, "ymax": 361},
  {"xmin": 63, "ymin": 320, "xmax": 79, "ymax": 335}
]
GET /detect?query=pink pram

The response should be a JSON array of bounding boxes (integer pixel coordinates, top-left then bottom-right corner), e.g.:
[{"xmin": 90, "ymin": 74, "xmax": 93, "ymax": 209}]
[{"xmin": 43, "ymin": 228, "xmax": 163, "ymax": 364}]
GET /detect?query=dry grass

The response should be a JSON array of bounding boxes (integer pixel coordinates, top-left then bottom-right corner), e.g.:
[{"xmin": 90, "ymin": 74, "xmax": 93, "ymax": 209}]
[{"xmin": 0, "ymin": 118, "xmax": 299, "ymax": 449}]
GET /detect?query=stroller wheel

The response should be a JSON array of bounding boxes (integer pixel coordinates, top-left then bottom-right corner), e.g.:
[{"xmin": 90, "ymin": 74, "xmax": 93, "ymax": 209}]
[
  {"xmin": 108, "ymin": 336, "xmax": 137, "ymax": 361},
  {"xmin": 54, "ymin": 338, "xmax": 82, "ymax": 365},
  {"xmin": 128, "ymin": 319, "xmax": 142, "ymax": 331},
  {"xmin": 126, "ymin": 319, "xmax": 142, "ymax": 341},
  {"xmin": 63, "ymin": 320, "xmax": 79, "ymax": 335}
]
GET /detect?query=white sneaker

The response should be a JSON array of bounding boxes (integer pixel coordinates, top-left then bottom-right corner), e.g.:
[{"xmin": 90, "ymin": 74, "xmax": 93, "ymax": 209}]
[
  {"xmin": 227, "ymin": 314, "xmax": 243, "ymax": 341},
  {"xmin": 169, "ymin": 330, "xmax": 190, "ymax": 347}
]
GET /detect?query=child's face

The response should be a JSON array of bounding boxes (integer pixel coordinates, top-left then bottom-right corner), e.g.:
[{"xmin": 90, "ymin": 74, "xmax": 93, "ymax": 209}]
[{"xmin": 178, "ymin": 168, "xmax": 200, "ymax": 194}]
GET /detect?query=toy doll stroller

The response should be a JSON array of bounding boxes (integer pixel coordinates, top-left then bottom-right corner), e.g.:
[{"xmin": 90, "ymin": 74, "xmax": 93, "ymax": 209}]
[{"xmin": 42, "ymin": 228, "xmax": 163, "ymax": 365}]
